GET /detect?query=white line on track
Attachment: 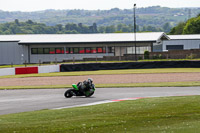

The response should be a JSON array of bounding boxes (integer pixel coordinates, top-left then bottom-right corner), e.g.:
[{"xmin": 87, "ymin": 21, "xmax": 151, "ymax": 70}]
[
  {"xmin": 52, "ymin": 95, "xmax": 194, "ymax": 110},
  {"xmin": 53, "ymin": 100, "xmax": 116, "ymax": 110},
  {"xmin": 53, "ymin": 97, "xmax": 145, "ymax": 110}
]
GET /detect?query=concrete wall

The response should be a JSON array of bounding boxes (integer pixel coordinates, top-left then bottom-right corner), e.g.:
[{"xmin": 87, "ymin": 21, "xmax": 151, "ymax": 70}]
[
  {"xmin": 0, "ymin": 42, "xmax": 28, "ymax": 65},
  {"xmin": 0, "ymin": 68, "xmax": 15, "ymax": 76},
  {"xmin": 163, "ymin": 40, "xmax": 200, "ymax": 51},
  {"xmin": 150, "ymin": 49, "xmax": 200, "ymax": 59},
  {"xmin": 38, "ymin": 65, "xmax": 60, "ymax": 73}
]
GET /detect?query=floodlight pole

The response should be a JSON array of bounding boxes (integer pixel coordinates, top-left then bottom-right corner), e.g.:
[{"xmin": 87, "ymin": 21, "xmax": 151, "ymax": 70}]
[{"xmin": 133, "ymin": 4, "xmax": 137, "ymax": 61}]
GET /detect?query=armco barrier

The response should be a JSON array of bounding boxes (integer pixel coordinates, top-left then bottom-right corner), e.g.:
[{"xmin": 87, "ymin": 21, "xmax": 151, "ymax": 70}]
[
  {"xmin": 0, "ymin": 68, "xmax": 15, "ymax": 76},
  {"xmin": 15, "ymin": 67, "xmax": 38, "ymax": 75},
  {"xmin": 38, "ymin": 65, "xmax": 60, "ymax": 73},
  {"xmin": 60, "ymin": 61, "xmax": 200, "ymax": 72}
]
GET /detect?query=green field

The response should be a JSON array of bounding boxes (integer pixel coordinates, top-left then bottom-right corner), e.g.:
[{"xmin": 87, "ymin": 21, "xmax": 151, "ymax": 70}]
[{"xmin": 0, "ymin": 96, "xmax": 200, "ymax": 133}]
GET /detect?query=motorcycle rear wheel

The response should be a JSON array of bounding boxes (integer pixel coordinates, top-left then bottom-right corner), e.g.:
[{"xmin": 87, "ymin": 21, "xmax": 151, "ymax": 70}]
[{"xmin": 64, "ymin": 89, "xmax": 74, "ymax": 98}]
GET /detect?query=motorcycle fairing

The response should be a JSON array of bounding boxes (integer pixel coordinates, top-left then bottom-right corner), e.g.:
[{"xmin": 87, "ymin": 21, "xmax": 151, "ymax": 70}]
[{"xmin": 72, "ymin": 84, "xmax": 79, "ymax": 90}]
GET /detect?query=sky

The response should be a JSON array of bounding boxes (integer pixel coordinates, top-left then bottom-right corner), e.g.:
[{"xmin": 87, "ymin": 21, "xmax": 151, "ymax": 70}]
[{"xmin": 0, "ymin": 0, "xmax": 200, "ymax": 12}]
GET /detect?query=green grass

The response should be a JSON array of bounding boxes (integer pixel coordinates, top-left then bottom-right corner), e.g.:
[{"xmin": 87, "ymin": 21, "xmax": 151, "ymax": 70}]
[
  {"xmin": 139, "ymin": 58, "xmax": 200, "ymax": 62},
  {"xmin": 1, "ymin": 58, "xmax": 200, "ymax": 69},
  {"xmin": 1, "ymin": 68, "xmax": 200, "ymax": 79},
  {"xmin": 0, "ymin": 61, "xmax": 136, "ymax": 68},
  {"xmin": 1, "ymin": 81, "xmax": 200, "ymax": 90},
  {"xmin": 0, "ymin": 64, "xmax": 40, "ymax": 68},
  {"xmin": 1, "ymin": 96, "xmax": 200, "ymax": 132}
]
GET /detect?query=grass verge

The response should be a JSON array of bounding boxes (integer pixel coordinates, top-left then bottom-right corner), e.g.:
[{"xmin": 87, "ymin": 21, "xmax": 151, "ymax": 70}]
[
  {"xmin": 1, "ymin": 59, "xmax": 200, "ymax": 69},
  {"xmin": 1, "ymin": 68, "xmax": 200, "ymax": 79},
  {"xmin": 1, "ymin": 81, "xmax": 200, "ymax": 90},
  {"xmin": 0, "ymin": 96, "xmax": 200, "ymax": 132}
]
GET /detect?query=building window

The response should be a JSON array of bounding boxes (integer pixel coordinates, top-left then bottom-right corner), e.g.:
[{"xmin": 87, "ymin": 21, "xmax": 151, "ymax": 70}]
[
  {"xmin": 97, "ymin": 47, "xmax": 103, "ymax": 53},
  {"xmin": 166, "ymin": 45, "xmax": 184, "ymax": 50},
  {"xmin": 66, "ymin": 47, "xmax": 70, "ymax": 54},
  {"xmin": 103, "ymin": 47, "xmax": 106, "ymax": 53},
  {"xmin": 91, "ymin": 47, "xmax": 97, "ymax": 53},
  {"xmin": 108, "ymin": 47, "xmax": 114, "ymax": 53},
  {"xmin": 73, "ymin": 48, "xmax": 79, "ymax": 54},
  {"xmin": 70, "ymin": 48, "xmax": 73, "ymax": 54},
  {"xmin": 56, "ymin": 48, "xmax": 64, "ymax": 54},
  {"xmin": 31, "ymin": 47, "xmax": 107, "ymax": 55},
  {"xmin": 44, "ymin": 48, "xmax": 50, "ymax": 54},
  {"xmin": 127, "ymin": 46, "xmax": 151, "ymax": 54},
  {"xmin": 50, "ymin": 48, "xmax": 55, "ymax": 54},
  {"xmin": 31, "ymin": 48, "xmax": 38, "ymax": 54},
  {"xmin": 85, "ymin": 48, "xmax": 91, "ymax": 53},
  {"xmin": 38, "ymin": 48, "xmax": 43, "ymax": 54},
  {"xmin": 79, "ymin": 48, "xmax": 85, "ymax": 54}
]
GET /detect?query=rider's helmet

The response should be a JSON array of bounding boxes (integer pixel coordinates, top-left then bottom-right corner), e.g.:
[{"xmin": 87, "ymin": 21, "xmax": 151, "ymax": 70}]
[{"xmin": 88, "ymin": 78, "xmax": 93, "ymax": 84}]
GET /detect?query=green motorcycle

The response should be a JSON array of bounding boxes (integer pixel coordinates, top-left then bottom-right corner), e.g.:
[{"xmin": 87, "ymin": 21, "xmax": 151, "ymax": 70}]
[{"xmin": 64, "ymin": 83, "xmax": 95, "ymax": 98}]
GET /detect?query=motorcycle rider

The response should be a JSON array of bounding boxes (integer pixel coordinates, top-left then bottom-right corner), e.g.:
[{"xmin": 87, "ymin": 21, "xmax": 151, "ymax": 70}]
[{"xmin": 77, "ymin": 78, "xmax": 93, "ymax": 95}]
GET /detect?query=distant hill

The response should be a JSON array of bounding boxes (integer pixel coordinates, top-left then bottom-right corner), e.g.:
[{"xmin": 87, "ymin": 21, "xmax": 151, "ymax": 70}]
[{"xmin": 0, "ymin": 6, "xmax": 199, "ymax": 33}]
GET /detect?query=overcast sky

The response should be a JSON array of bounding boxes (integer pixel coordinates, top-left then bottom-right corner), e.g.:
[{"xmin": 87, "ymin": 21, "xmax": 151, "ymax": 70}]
[{"xmin": 0, "ymin": 0, "xmax": 200, "ymax": 12}]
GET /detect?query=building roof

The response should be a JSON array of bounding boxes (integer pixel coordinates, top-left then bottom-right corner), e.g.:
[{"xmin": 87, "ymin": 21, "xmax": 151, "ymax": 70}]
[
  {"xmin": 168, "ymin": 34, "xmax": 200, "ymax": 40},
  {"xmin": 0, "ymin": 32, "xmax": 169, "ymax": 44}
]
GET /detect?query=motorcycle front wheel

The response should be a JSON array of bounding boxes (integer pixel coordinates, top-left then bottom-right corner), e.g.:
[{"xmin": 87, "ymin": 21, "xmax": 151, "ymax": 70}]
[
  {"xmin": 64, "ymin": 89, "xmax": 74, "ymax": 98},
  {"xmin": 85, "ymin": 91, "xmax": 94, "ymax": 97}
]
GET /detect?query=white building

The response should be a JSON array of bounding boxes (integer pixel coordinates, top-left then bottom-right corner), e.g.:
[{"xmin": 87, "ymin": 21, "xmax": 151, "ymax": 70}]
[
  {"xmin": 0, "ymin": 32, "xmax": 169, "ymax": 65},
  {"xmin": 163, "ymin": 34, "xmax": 200, "ymax": 51}
]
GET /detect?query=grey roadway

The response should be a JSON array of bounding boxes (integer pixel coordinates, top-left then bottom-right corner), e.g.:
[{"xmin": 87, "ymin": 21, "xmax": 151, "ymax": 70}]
[{"xmin": 0, "ymin": 87, "xmax": 200, "ymax": 115}]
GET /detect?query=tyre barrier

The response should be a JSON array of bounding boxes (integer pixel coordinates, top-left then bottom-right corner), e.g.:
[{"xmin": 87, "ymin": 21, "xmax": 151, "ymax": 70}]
[{"xmin": 60, "ymin": 61, "xmax": 200, "ymax": 72}]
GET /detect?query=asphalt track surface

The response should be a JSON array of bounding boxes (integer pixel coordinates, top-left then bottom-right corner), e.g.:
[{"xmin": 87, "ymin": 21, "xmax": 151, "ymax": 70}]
[{"xmin": 0, "ymin": 87, "xmax": 200, "ymax": 115}]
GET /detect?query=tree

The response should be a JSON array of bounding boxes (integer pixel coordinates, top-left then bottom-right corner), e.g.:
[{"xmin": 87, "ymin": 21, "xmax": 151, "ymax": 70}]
[
  {"xmin": 183, "ymin": 16, "xmax": 200, "ymax": 34},
  {"xmin": 26, "ymin": 20, "xmax": 34, "ymax": 24},
  {"xmin": 105, "ymin": 25, "xmax": 116, "ymax": 33},
  {"xmin": 117, "ymin": 23, "xmax": 123, "ymax": 31},
  {"xmin": 15, "ymin": 19, "xmax": 19, "ymax": 25},
  {"xmin": 92, "ymin": 23, "xmax": 98, "ymax": 33},
  {"xmin": 55, "ymin": 24, "xmax": 63, "ymax": 31},
  {"xmin": 162, "ymin": 23, "xmax": 172, "ymax": 33},
  {"xmin": 98, "ymin": 26, "xmax": 106, "ymax": 33},
  {"xmin": 169, "ymin": 22, "xmax": 186, "ymax": 35}
]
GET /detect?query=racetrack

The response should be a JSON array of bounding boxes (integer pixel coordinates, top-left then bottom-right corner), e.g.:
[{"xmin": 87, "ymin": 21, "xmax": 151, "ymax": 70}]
[{"xmin": 1, "ymin": 87, "xmax": 200, "ymax": 115}]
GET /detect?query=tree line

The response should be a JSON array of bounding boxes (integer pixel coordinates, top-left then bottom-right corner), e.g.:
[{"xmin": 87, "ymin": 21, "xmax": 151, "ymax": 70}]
[
  {"xmin": 0, "ymin": 19, "xmax": 173, "ymax": 34},
  {"xmin": 169, "ymin": 14, "xmax": 200, "ymax": 34},
  {"xmin": 0, "ymin": 13, "xmax": 199, "ymax": 35},
  {"xmin": 0, "ymin": 6, "xmax": 199, "ymax": 29}
]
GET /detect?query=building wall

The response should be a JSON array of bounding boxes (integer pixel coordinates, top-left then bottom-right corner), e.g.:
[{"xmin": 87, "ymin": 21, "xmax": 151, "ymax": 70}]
[
  {"xmin": 153, "ymin": 41, "xmax": 163, "ymax": 52},
  {"xmin": 0, "ymin": 42, "xmax": 28, "ymax": 65},
  {"xmin": 0, "ymin": 41, "xmax": 159, "ymax": 65},
  {"xmin": 163, "ymin": 40, "xmax": 200, "ymax": 51}
]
